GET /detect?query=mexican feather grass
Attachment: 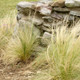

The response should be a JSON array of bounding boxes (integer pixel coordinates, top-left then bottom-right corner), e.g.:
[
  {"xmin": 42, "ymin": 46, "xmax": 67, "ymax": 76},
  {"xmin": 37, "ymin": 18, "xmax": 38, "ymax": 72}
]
[
  {"xmin": 31, "ymin": 25, "xmax": 80, "ymax": 80},
  {"xmin": 3, "ymin": 24, "xmax": 38, "ymax": 64}
]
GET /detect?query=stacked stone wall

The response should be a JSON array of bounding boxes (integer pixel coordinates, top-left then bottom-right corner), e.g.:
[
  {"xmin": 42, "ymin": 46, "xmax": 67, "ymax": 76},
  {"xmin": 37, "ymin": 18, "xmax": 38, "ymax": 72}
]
[{"xmin": 16, "ymin": 0, "xmax": 80, "ymax": 45}]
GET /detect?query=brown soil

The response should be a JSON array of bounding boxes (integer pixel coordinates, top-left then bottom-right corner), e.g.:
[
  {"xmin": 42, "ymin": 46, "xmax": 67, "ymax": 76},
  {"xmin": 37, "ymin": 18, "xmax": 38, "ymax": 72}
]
[{"xmin": 0, "ymin": 60, "xmax": 35, "ymax": 80}]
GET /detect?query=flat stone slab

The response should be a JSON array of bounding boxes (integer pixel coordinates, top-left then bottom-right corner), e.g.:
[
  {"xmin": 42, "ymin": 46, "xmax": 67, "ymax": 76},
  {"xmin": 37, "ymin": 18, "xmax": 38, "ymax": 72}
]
[
  {"xmin": 51, "ymin": 12, "xmax": 63, "ymax": 20},
  {"xmin": 39, "ymin": 7, "xmax": 52, "ymax": 15},
  {"xmin": 65, "ymin": 0, "xmax": 80, "ymax": 7},
  {"xmin": 50, "ymin": 0, "xmax": 65, "ymax": 7},
  {"xmin": 39, "ymin": 0, "xmax": 53, "ymax": 4},
  {"xmin": 17, "ymin": 1, "xmax": 36, "ymax": 10},
  {"xmin": 53, "ymin": 7, "xmax": 70, "ymax": 12},
  {"xmin": 70, "ymin": 11, "xmax": 80, "ymax": 16}
]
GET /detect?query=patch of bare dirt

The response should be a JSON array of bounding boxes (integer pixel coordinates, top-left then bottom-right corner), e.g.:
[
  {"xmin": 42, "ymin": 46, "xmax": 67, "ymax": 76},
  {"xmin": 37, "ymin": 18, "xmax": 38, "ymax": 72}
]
[{"xmin": 0, "ymin": 60, "xmax": 35, "ymax": 80}]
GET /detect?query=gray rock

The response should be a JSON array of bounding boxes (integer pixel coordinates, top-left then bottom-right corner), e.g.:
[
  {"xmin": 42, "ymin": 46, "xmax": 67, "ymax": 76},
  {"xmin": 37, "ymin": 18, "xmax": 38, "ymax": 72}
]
[
  {"xmin": 42, "ymin": 26, "xmax": 52, "ymax": 32},
  {"xmin": 18, "ymin": 20, "xmax": 27, "ymax": 28},
  {"xmin": 17, "ymin": 1, "xmax": 36, "ymax": 11},
  {"xmin": 39, "ymin": 0, "xmax": 53, "ymax": 4},
  {"xmin": 65, "ymin": 0, "xmax": 74, "ymax": 7},
  {"xmin": 36, "ymin": 2, "xmax": 52, "ymax": 15},
  {"xmin": 53, "ymin": 7, "xmax": 70, "ymax": 13},
  {"xmin": 32, "ymin": 18, "xmax": 43, "ymax": 26},
  {"xmin": 17, "ymin": 19, "xmax": 41, "ymax": 36},
  {"xmin": 65, "ymin": 0, "xmax": 80, "ymax": 7},
  {"xmin": 70, "ymin": 11, "xmax": 80, "ymax": 16},
  {"xmin": 50, "ymin": 0, "xmax": 65, "ymax": 7},
  {"xmin": 68, "ymin": 15, "xmax": 75, "ymax": 21},
  {"xmin": 39, "ymin": 7, "xmax": 52, "ymax": 15},
  {"xmin": 33, "ymin": 26, "xmax": 41, "ymax": 37},
  {"xmin": 36, "ymin": 2, "xmax": 45, "ymax": 8},
  {"xmin": 42, "ymin": 16, "xmax": 53, "ymax": 23},
  {"xmin": 43, "ymin": 22, "xmax": 52, "ymax": 28},
  {"xmin": 17, "ymin": 13, "xmax": 24, "ymax": 21},
  {"xmin": 41, "ymin": 32, "xmax": 51, "ymax": 45},
  {"xmin": 75, "ymin": 0, "xmax": 80, "ymax": 4},
  {"xmin": 51, "ymin": 12, "xmax": 63, "ymax": 20}
]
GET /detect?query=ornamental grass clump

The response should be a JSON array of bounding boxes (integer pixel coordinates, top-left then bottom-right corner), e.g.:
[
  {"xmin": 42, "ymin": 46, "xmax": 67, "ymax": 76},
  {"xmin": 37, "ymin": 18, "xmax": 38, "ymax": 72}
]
[
  {"xmin": 46, "ymin": 27, "xmax": 80, "ymax": 80},
  {"xmin": 32, "ymin": 26, "xmax": 80, "ymax": 80},
  {"xmin": 3, "ymin": 25, "xmax": 38, "ymax": 64},
  {"xmin": 0, "ymin": 11, "xmax": 16, "ymax": 51}
]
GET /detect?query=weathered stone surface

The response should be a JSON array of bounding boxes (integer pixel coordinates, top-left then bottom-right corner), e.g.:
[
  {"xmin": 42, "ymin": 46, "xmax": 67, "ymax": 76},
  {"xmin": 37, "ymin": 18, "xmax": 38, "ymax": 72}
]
[
  {"xmin": 17, "ymin": 1, "xmax": 36, "ymax": 15},
  {"xmin": 65, "ymin": 0, "xmax": 80, "ymax": 7},
  {"xmin": 43, "ymin": 22, "xmax": 52, "ymax": 28},
  {"xmin": 33, "ymin": 26, "xmax": 41, "ymax": 37},
  {"xmin": 36, "ymin": 2, "xmax": 47, "ymax": 8},
  {"xmin": 39, "ymin": 0, "xmax": 53, "ymax": 4},
  {"xmin": 18, "ymin": 19, "xmax": 41, "ymax": 36},
  {"xmin": 42, "ymin": 26, "xmax": 52, "ymax": 32},
  {"xmin": 16, "ymin": 0, "xmax": 80, "ymax": 45},
  {"xmin": 53, "ymin": 7, "xmax": 70, "ymax": 12},
  {"xmin": 17, "ymin": 1, "xmax": 36, "ymax": 9},
  {"xmin": 51, "ymin": 12, "xmax": 63, "ymax": 20},
  {"xmin": 42, "ymin": 16, "xmax": 53, "ymax": 23},
  {"xmin": 39, "ymin": 7, "xmax": 52, "ymax": 15},
  {"xmin": 41, "ymin": 32, "xmax": 51, "ymax": 45},
  {"xmin": 65, "ymin": 0, "xmax": 74, "ymax": 7},
  {"xmin": 35, "ymin": 2, "xmax": 52, "ymax": 16},
  {"xmin": 51, "ymin": 0, "xmax": 65, "ymax": 7},
  {"xmin": 17, "ymin": 13, "xmax": 25, "ymax": 21},
  {"xmin": 70, "ymin": 11, "xmax": 80, "ymax": 16},
  {"xmin": 32, "ymin": 17, "xmax": 43, "ymax": 26},
  {"xmin": 75, "ymin": 0, "xmax": 80, "ymax": 4},
  {"xmin": 68, "ymin": 15, "xmax": 75, "ymax": 21}
]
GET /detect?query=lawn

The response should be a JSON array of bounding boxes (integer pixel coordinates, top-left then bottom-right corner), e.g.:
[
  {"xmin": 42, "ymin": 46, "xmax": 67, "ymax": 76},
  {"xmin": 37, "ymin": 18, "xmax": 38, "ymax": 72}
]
[{"xmin": 0, "ymin": 0, "xmax": 37, "ymax": 18}]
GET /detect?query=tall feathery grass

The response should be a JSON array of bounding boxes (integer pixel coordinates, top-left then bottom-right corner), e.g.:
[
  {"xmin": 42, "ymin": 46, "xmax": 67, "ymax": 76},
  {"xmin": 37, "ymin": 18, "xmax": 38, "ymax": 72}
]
[
  {"xmin": 3, "ymin": 24, "xmax": 39, "ymax": 64},
  {"xmin": 0, "ymin": 10, "xmax": 39, "ymax": 64},
  {"xmin": 0, "ymin": 11, "xmax": 16, "ymax": 51},
  {"xmin": 31, "ymin": 25, "xmax": 80, "ymax": 80}
]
